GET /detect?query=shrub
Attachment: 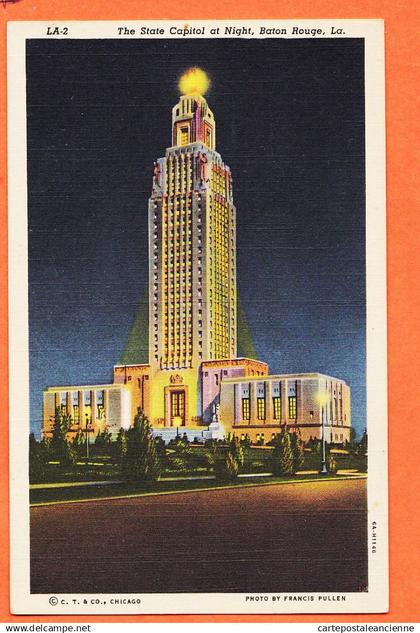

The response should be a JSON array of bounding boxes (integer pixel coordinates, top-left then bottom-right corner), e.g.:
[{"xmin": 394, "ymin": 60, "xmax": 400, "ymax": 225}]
[
  {"xmin": 357, "ymin": 430, "xmax": 368, "ymax": 456},
  {"xmin": 153, "ymin": 436, "xmax": 167, "ymax": 462},
  {"xmin": 29, "ymin": 433, "xmax": 50, "ymax": 483},
  {"xmin": 290, "ymin": 432, "xmax": 304, "ymax": 473},
  {"xmin": 92, "ymin": 429, "xmax": 113, "ymax": 456},
  {"xmin": 305, "ymin": 437, "xmax": 321, "ymax": 453},
  {"xmin": 121, "ymin": 408, "xmax": 161, "ymax": 482},
  {"xmin": 71, "ymin": 429, "xmax": 87, "ymax": 459},
  {"xmin": 240, "ymin": 434, "xmax": 251, "ymax": 448},
  {"xmin": 50, "ymin": 407, "xmax": 75, "ymax": 466},
  {"xmin": 167, "ymin": 436, "xmax": 193, "ymax": 473},
  {"xmin": 327, "ymin": 455, "xmax": 337, "ymax": 474},
  {"xmin": 271, "ymin": 427, "xmax": 294, "ymax": 476},
  {"xmin": 228, "ymin": 435, "xmax": 244, "ymax": 469},
  {"xmin": 214, "ymin": 450, "xmax": 239, "ymax": 481},
  {"xmin": 213, "ymin": 436, "xmax": 243, "ymax": 481}
]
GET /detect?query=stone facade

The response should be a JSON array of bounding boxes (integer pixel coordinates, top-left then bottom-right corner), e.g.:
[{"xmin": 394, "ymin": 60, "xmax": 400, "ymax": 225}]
[
  {"xmin": 42, "ymin": 383, "xmax": 131, "ymax": 440},
  {"xmin": 219, "ymin": 373, "xmax": 351, "ymax": 444},
  {"xmin": 201, "ymin": 358, "xmax": 268, "ymax": 424},
  {"xmin": 113, "ymin": 363, "xmax": 151, "ymax": 425}
]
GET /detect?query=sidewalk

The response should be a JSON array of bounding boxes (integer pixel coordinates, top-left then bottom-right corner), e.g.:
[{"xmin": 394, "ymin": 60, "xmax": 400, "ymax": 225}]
[
  {"xmin": 31, "ymin": 472, "xmax": 268, "ymax": 490},
  {"xmin": 30, "ymin": 469, "xmax": 364, "ymax": 490}
]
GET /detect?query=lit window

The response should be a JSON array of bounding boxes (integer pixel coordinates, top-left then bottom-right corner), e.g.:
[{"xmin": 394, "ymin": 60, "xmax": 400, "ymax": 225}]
[
  {"xmin": 288, "ymin": 396, "xmax": 297, "ymax": 419},
  {"xmin": 273, "ymin": 396, "xmax": 281, "ymax": 420},
  {"xmin": 71, "ymin": 392, "xmax": 79, "ymax": 423},
  {"xmin": 242, "ymin": 398, "xmax": 250, "ymax": 421},
  {"xmin": 180, "ymin": 126, "xmax": 189, "ymax": 146},
  {"xmin": 59, "ymin": 392, "xmax": 67, "ymax": 414},
  {"xmin": 257, "ymin": 398, "xmax": 265, "ymax": 420}
]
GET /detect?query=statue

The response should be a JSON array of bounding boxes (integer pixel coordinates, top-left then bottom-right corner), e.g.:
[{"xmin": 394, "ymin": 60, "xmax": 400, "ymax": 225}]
[
  {"xmin": 209, "ymin": 403, "xmax": 225, "ymax": 441},
  {"xmin": 153, "ymin": 161, "xmax": 162, "ymax": 188},
  {"xmin": 197, "ymin": 151, "xmax": 208, "ymax": 183},
  {"xmin": 211, "ymin": 403, "xmax": 220, "ymax": 424}
]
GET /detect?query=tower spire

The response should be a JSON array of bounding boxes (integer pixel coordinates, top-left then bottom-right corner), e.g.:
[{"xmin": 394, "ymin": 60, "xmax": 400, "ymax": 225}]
[
  {"xmin": 172, "ymin": 67, "xmax": 215, "ymax": 149},
  {"xmin": 172, "ymin": 95, "xmax": 216, "ymax": 150}
]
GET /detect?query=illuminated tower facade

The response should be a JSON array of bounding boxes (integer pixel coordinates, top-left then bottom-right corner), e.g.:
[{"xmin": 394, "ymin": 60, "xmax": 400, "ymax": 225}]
[
  {"xmin": 149, "ymin": 93, "xmax": 237, "ymax": 370},
  {"xmin": 146, "ymin": 72, "xmax": 238, "ymax": 425}
]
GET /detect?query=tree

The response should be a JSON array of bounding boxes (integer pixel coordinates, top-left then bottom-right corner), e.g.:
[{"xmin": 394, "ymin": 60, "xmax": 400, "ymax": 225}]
[
  {"xmin": 228, "ymin": 435, "xmax": 244, "ymax": 469},
  {"xmin": 153, "ymin": 435, "xmax": 166, "ymax": 457},
  {"xmin": 213, "ymin": 435, "xmax": 244, "ymax": 481},
  {"xmin": 214, "ymin": 448, "xmax": 239, "ymax": 481},
  {"xmin": 50, "ymin": 407, "xmax": 75, "ymax": 466},
  {"xmin": 355, "ymin": 429, "xmax": 368, "ymax": 472},
  {"xmin": 358, "ymin": 429, "xmax": 368, "ymax": 456},
  {"xmin": 344, "ymin": 427, "xmax": 357, "ymax": 452},
  {"xmin": 71, "ymin": 429, "xmax": 86, "ymax": 460},
  {"xmin": 271, "ymin": 427, "xmax": 294, "ymax": 476},
  {"xmin": 29, "ymin": 433, "xmax": 50, "ymax": 483},
  {"xmin": 239, "ymin": 434, "xmax": 251, "ymax": 448},
  {"xmin": 153, "ymin": 436, "xmax": 168, "ymax": 469},
  {"xmin": 115, "ymin": 427, "xmax": 128, "ymax": 461},
  {"xmin": 290, "ymin": 432, "xmax": 304, "ymax": 474},
  {"xmin": 93, "ymin": 429, "xmax": 113, "ymax": 456},
  {"xmin": 121, "ymin": 409, "xmax": 161, "ymax": 482}
]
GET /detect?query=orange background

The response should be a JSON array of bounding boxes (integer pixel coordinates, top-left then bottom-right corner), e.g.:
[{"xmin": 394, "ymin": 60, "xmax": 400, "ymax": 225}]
[{"xmin": 0, "ymin": 0, "xmax": 419, "ymax": 623}]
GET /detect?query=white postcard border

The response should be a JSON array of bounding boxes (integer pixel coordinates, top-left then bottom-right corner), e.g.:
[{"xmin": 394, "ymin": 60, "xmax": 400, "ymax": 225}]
[{"xmin": 8, "ymin": 19, "xmax": 387, "ymax": 615}]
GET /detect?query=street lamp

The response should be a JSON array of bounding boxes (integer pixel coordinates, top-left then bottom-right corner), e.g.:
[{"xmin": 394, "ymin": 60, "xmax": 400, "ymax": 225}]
[
  {"xmin": 84, "ymin": 413, "xmax": 91, "ymax": 459},
  {"xmin": 173, "ymin": 416, "xmax": 182, "ymax": 438},
  {"xmin": 316, "ymin": 391, "xmax": 329, "ymax": 475}
]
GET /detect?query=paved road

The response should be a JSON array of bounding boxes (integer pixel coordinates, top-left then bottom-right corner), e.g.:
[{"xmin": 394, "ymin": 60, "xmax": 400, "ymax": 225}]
[{"xmin": 31, "ymin": 478, "xmax": 367, "ymax": 594}]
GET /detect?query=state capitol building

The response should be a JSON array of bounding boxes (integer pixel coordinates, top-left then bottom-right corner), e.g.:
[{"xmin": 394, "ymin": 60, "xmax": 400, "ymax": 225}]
[{"xmin": 43, "ymin": 68, "xmax": 352, "ymax": 446}]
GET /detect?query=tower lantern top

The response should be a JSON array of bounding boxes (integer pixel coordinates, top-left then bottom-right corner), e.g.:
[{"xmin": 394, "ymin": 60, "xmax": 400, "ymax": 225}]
[
  {"xmin": 178, "ymin": 67, "xmax": 210, "ymax": 96},
  {"xmin": 172, "ymin": 68, "xmax": 215, "ymax": 150}
]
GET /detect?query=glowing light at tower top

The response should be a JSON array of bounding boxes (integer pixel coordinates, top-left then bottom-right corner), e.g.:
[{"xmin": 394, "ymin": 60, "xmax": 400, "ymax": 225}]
[{"xmin": 178, "ymin": 67, "xmax": 210, "ymax": 96}]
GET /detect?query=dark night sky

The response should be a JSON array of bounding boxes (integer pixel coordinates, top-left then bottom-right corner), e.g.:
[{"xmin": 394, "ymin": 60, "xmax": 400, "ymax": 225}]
[{"xmin": 27, "ymin": 37, "xmax": 366, "ymax": 437}]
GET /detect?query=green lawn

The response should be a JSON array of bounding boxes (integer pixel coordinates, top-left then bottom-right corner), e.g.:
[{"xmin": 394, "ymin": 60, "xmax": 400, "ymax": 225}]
[{"xmin": 30, "ymin": 445, "xmax": 366, "ymax": 504}]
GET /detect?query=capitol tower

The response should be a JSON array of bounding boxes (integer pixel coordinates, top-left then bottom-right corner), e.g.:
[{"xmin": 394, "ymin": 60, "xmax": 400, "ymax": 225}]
[
  {"xmin": 149, "ymin": 68, "xmax": 237, "ymax": 372},
  {"xmin": 143, "ymin": 66, "xmax": 263, "ymax": 430}
]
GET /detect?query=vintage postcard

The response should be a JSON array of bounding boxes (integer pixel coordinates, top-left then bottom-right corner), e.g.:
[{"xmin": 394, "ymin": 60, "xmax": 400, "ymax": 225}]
[{"xmin": 8, "ymin": 19, "xmax": 387, "ymax": 614}]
